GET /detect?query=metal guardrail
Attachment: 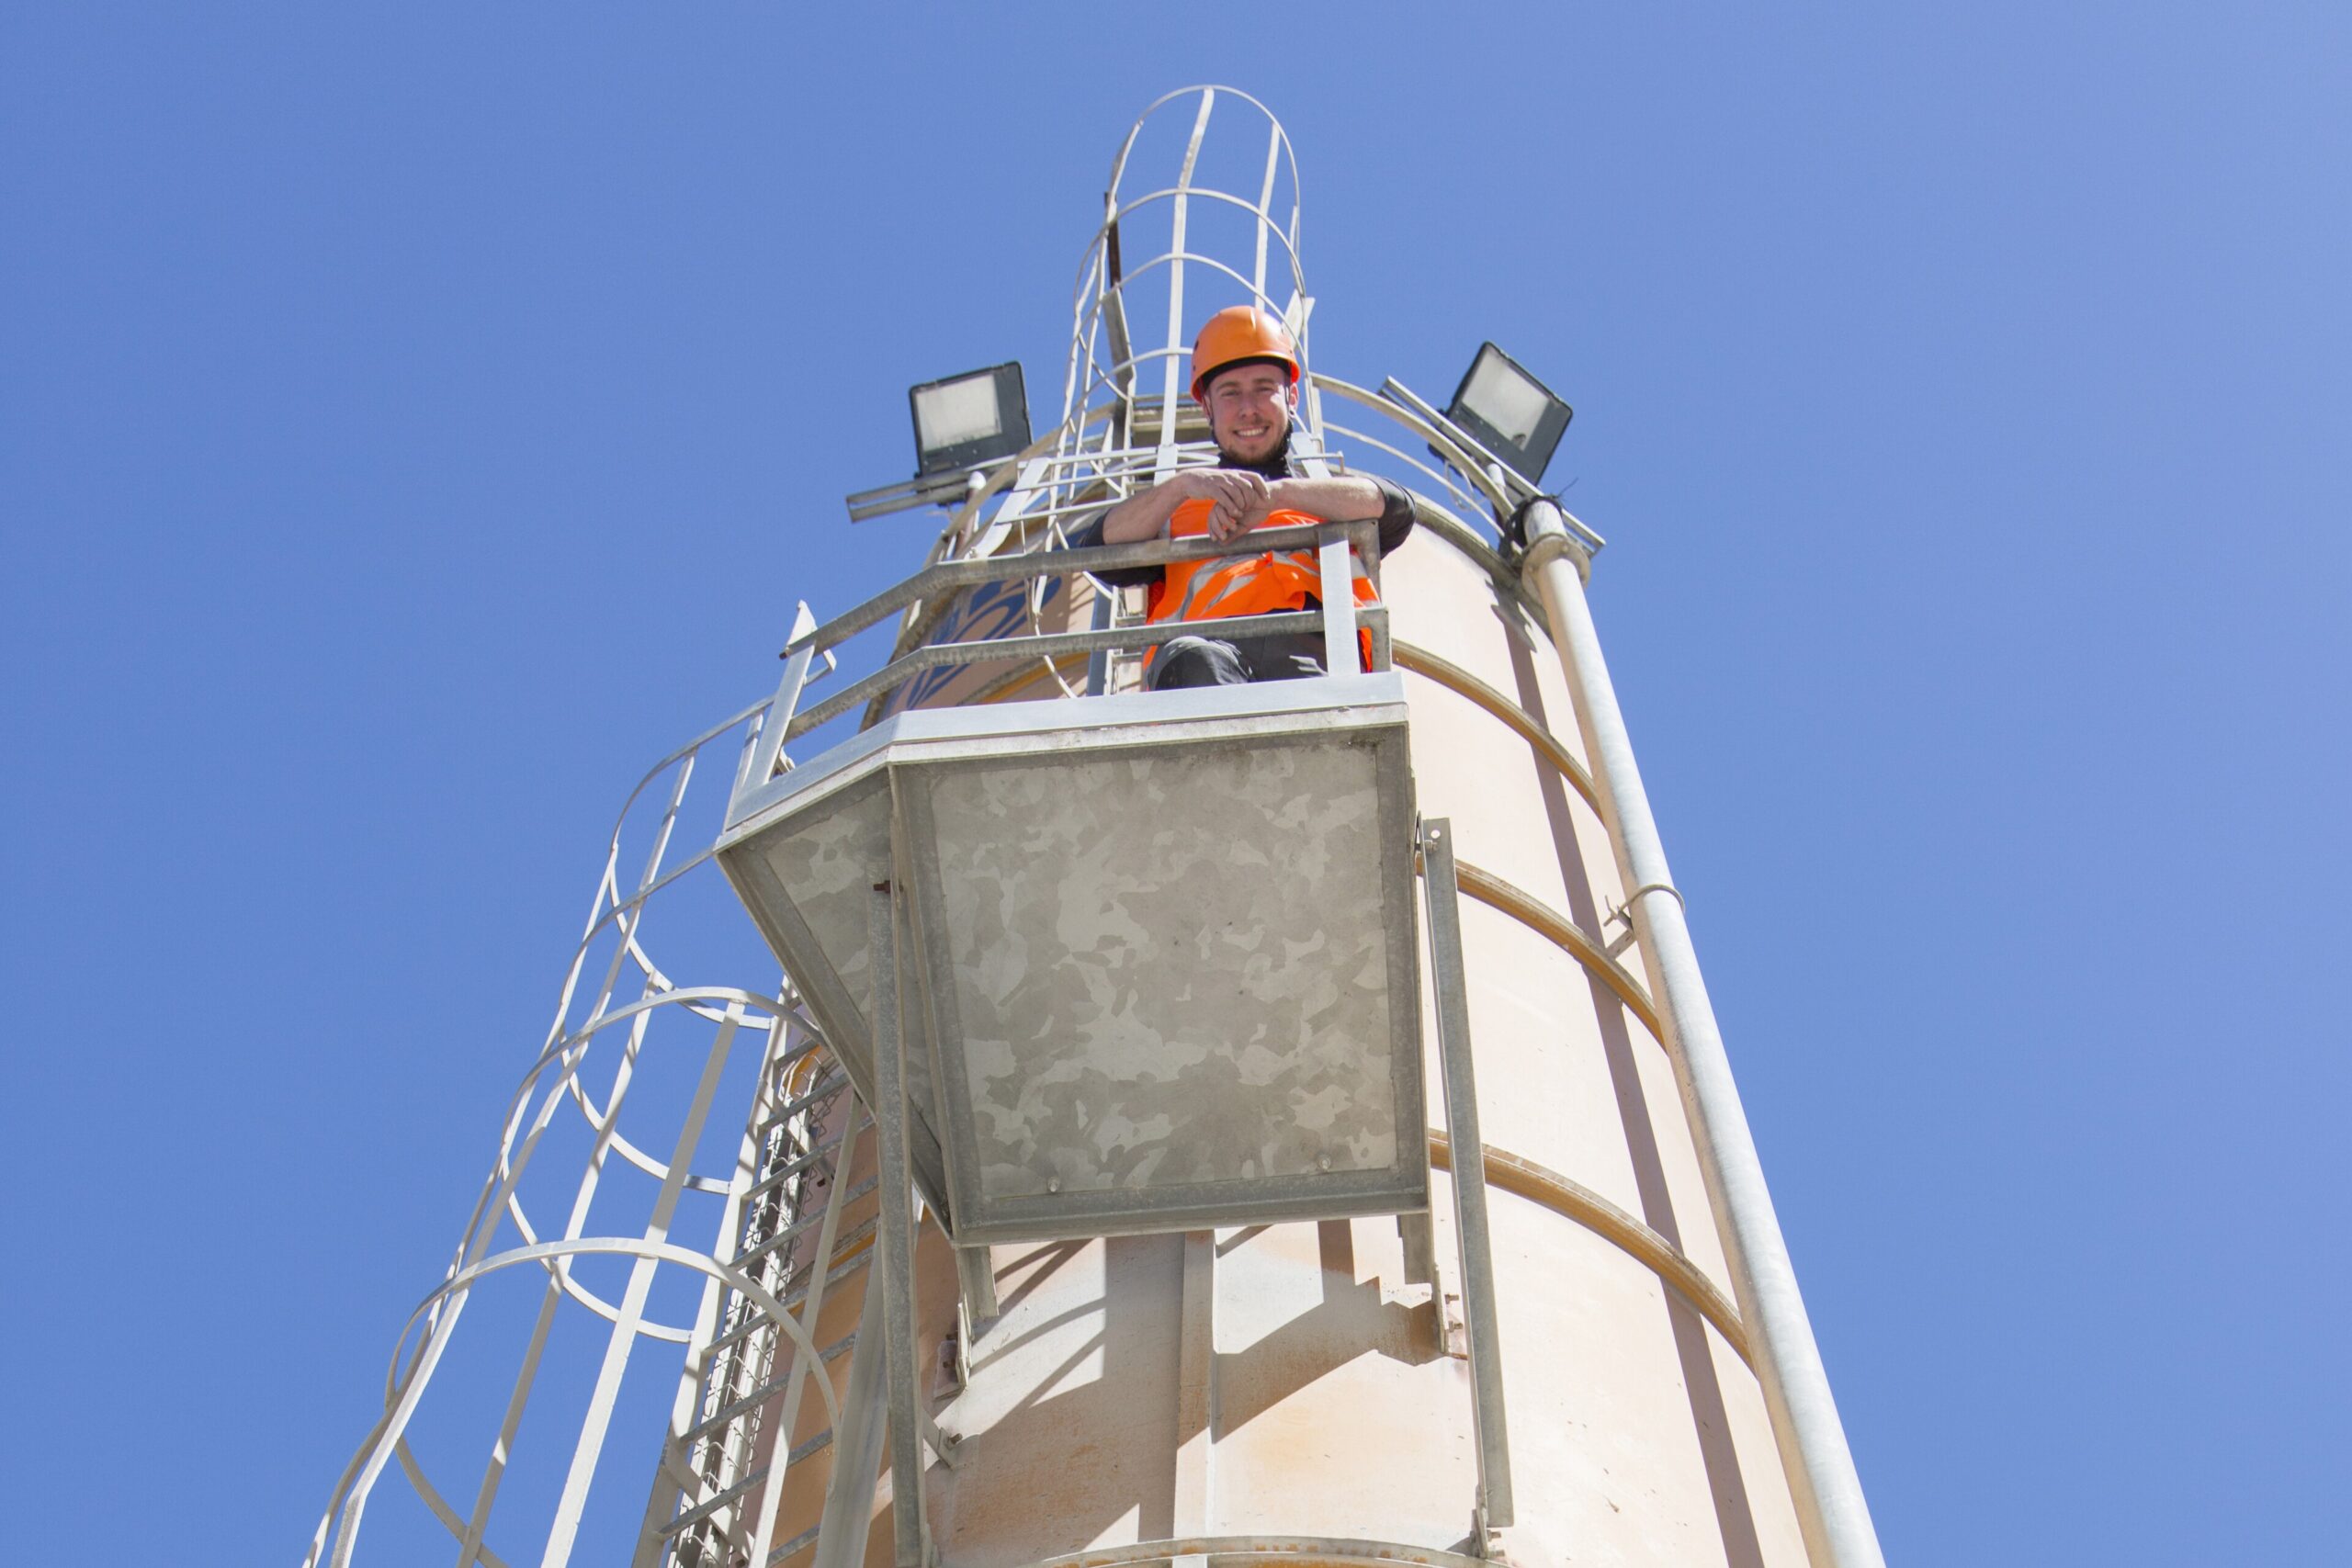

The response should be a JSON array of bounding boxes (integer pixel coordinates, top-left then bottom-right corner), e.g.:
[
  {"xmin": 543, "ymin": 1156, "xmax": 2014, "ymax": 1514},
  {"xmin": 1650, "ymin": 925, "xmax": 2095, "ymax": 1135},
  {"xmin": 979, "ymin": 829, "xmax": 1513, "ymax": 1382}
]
[
  {"xmin": 780, "ymin": 518, "xmax": 1380, "ymax": 666},
  {"xmin": 832, "ymin": 368, "xmax": 1605, "ymax": 725},
  {"xmin": 752, "ymin": 519, "xmax": 1392, "ymax": 784}
]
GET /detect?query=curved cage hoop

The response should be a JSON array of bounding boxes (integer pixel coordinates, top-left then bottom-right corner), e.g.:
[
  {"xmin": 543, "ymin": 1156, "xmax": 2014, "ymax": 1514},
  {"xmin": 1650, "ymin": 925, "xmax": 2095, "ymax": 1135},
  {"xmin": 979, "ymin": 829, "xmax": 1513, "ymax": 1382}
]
[{"xmin": 307, "ymin": 704, "xmax": 876, "ymax": 1568}]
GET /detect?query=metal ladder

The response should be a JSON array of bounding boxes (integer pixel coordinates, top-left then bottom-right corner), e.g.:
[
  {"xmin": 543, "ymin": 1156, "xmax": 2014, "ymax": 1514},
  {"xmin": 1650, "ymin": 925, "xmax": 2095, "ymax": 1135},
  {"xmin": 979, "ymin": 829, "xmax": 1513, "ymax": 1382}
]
[{"xmin": 644, "ymin": 1029, "xmax": 877, "ymax": 1568}]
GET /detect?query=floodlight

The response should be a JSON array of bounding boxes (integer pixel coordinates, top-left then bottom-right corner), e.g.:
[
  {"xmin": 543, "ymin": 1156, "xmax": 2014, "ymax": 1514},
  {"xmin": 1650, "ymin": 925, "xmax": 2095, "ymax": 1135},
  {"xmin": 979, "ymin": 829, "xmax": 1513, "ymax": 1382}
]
[
  {"xmin": 1441, "ymin": 343, "xmax": 1571, "ymax": 484},
  {"xmin": 909, "ymin": 362, "xmax": 1031, "ymax": 478}
]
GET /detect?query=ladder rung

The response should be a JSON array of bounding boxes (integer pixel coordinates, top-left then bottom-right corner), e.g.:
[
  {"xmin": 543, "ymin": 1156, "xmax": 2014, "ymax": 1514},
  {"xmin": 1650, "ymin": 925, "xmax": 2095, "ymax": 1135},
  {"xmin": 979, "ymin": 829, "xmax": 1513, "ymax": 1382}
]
[
  {"xmin": 742, "ymin": 1127, "xmax": 849, "ymax": 1203},
  {"xmin": 756, "ymin": 1070, "xmax": 850, "ymax": 1139},
  {"xmin": 766, "ymin": 1521, "xmax": 822, "ymax": 1565},
  {"xmin": 663, "ymin": 1429, "xmax": 843, "ymax": 1540},
  {"xmin": 661, "ymin": 1466, "xmax": 765, "ymax": 1539},
  {"xmin": 684, "ymin": 1329, "xmax": 860, "ymax": 1445},
  {"xmin": 735, "ymin": 1177, "xmax": 879, "ymax": 1269},
  {"xmin": 768, "ymin": 1033, "xmax": 826, "ymax": 1078},
  {"xmin": 701, "ymin": 1224, "xmax": 877, "ymax": 1359}
]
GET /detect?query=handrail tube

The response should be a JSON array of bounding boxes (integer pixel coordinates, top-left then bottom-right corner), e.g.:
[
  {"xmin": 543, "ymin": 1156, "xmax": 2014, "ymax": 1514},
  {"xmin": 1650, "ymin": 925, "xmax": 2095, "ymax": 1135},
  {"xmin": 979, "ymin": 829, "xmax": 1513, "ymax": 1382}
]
[
  {"xmin": 1310, "ymin": 374, "xmax": 1511, "ymax": 519},
  {"xmin": 786, "ymin": 521, "xmax": 1376, "ymax": 664},
  {"xmin": 1517, "ymin": 500, "xmax": 1884, "ymax": 1568},
  {"xmin": 1372, "ymin": 379, "xmax": 1521, "ymax": 513},
  {"xmin": 783, "ymin": 606, "xmax": 1391, "ymax": 743}
]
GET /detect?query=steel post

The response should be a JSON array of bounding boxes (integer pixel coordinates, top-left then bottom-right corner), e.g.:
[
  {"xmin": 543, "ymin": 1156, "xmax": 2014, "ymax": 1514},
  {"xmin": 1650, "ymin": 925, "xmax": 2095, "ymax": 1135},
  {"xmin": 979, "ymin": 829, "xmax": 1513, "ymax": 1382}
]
[
  {"xmin": 1516, "ymin": 501, "xmax": 1885, "ymax": 1568},
  {"xmin": 1418, "ymin": 818, "xmax": 1514, "ymax": 1535},
  {"xmin": 1084, "ymin": 590, "xmax": 1115, "ymax": 696},
  {"xmin": 1318, "ymin": 536, "xmax": 1360, "ymax": 675},
  {"xmin": 866, "ymin": 884, "xmax": 931, "ymax": 1568}
]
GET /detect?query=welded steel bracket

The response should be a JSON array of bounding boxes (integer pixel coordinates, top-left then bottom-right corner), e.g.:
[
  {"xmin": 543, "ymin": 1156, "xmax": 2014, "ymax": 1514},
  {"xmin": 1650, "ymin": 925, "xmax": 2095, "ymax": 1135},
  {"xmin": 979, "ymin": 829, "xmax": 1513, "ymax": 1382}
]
[
  {"xmin": 954, "ymin": 1246, "xmax": 1000, "ymax": 1330},
  {"xmin": 955, "ymin": 1243, "xmax": 998, "ymax": 1385},
  {"xmin": 1419, "ymin": 817, "xmax": 1516, "ymax": 1534},
  {"xmin": 1397, "ymin": 1211, "xmax": 1438, "ymax": 1288}
]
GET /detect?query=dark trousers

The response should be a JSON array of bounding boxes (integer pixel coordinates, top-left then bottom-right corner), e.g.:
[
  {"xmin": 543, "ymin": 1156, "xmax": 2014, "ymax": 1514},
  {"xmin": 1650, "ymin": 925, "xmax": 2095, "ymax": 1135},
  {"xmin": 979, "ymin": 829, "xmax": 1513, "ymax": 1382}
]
[{"xmin": 1148, "ymin": 630, "xmax": 1329, "ymax": 690}]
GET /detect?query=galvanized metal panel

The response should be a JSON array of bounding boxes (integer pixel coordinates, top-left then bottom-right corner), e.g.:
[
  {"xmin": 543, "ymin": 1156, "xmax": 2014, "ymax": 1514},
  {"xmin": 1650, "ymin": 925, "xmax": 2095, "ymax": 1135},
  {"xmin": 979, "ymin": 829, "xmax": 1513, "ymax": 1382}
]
[
  {"xmin": 748, "ymin": 771, "xmax": 892, "ymax": 1022},
  {"xmin": 898, "ymin": 709, "xmax": 1428, "ymax": 1244},
  {"xmin": 721, "ymin": 680, "xmax": 1430, "ymax": 1247}
]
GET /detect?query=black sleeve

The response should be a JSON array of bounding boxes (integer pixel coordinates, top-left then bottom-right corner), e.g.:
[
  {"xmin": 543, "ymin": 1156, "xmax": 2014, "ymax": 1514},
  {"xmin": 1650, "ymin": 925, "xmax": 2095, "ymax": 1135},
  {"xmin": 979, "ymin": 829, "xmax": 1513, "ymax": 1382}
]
[
  {"xmin": 1369, "ymin": 474, "xmax": 1416, "ymax": 558},
  {"xmin": 1062, "ymin": 515, "xmax": 1162, "ymax": 590},
  {"xmin": 1091, "ymin": 560, "xmax": 1163, "ymax": 589}
]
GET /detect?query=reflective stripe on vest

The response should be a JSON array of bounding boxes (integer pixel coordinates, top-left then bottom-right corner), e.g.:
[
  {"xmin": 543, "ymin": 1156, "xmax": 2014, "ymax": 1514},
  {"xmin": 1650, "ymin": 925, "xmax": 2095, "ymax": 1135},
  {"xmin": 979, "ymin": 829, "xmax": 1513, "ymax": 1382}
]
[{"xmin": 1143, "ymin": 499, "xmax": 1380, "ymax": 670}]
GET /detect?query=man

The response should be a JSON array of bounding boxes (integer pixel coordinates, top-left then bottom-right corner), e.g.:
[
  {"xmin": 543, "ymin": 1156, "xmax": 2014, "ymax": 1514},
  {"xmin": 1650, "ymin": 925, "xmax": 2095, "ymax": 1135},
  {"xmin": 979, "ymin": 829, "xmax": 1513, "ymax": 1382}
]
[{"xmin": 1097, "ymin": 306, "xmax": 1415, "ymax": 688}]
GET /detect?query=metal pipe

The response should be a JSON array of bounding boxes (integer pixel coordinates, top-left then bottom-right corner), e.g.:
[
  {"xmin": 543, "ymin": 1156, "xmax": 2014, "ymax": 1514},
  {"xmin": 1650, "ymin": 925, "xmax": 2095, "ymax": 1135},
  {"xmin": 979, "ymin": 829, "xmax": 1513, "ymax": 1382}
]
[{"xmin": 1516, "ymin": 500, "xmax": 1885, "ymax": 1568}]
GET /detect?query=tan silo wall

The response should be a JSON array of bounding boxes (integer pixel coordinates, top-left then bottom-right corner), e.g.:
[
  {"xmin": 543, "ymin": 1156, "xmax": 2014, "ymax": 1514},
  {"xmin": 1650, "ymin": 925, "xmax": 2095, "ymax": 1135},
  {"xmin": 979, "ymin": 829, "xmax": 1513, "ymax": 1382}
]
[
  {"xmin": 1386, "ymin": 536, "xmax": 1806, "ymax": 1565},
  {"xmin": 757, "ymin": 524, "xmax": 1809, "ymax": 1568}
]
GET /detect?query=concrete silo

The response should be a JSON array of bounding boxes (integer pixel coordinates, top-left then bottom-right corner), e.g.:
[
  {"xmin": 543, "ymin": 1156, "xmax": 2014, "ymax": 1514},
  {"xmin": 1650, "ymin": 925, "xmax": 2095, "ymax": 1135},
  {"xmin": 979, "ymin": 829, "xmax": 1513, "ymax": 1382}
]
[{"xmin": 307, "ymin": 86, "xmax": 1880, "ymax": 1568}]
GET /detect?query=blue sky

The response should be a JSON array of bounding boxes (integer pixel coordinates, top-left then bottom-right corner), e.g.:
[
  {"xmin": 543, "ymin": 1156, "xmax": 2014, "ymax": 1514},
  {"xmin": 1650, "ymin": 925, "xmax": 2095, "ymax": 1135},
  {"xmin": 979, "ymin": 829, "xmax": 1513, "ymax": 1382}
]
[{"xmin": 4, "ymin": 5, "xmax": 2346, "ymax": 1563}]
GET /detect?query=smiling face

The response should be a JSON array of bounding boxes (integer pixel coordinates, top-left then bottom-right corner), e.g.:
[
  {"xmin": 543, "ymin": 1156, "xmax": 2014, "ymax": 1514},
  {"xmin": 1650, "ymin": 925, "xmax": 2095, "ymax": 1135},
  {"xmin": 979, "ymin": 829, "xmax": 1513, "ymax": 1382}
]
[{"xmin": 1198, "ymin": 361, "xmax": 1297, "ymax": 466}]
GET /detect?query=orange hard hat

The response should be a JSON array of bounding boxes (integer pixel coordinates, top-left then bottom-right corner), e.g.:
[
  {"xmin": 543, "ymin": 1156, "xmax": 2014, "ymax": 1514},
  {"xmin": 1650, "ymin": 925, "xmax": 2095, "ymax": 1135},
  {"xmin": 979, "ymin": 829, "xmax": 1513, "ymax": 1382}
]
[{"xmin": 1190, "ymin": 305, "xmax": 1300, "ymax": 400}]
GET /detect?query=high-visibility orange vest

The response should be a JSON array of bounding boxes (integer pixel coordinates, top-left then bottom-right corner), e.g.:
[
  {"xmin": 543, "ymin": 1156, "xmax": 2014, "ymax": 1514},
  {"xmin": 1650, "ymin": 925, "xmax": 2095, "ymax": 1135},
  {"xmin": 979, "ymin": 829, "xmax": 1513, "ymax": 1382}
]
[{"xmin": 1144, "ymin": 500, "xmax": 1380, "ymax": 671}]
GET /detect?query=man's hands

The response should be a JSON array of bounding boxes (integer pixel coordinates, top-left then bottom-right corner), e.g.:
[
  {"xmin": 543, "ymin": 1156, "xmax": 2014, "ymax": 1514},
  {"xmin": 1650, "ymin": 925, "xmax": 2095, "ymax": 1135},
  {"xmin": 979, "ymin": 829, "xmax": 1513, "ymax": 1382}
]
[
  {"xmin": 1182, "ymin": 474, "xmax": 1386, "ymax": 542},
  {"xmin": 1166, "ymin": 467, "xmax": 1272, "ymax": 542},
  {"xmin": 1098, "ymin": 463, "xmax": 1272, "ymax": 545},
  {"xmin": 1100, "ymin": 467, "xmax": 1382, "ymax": 547}
]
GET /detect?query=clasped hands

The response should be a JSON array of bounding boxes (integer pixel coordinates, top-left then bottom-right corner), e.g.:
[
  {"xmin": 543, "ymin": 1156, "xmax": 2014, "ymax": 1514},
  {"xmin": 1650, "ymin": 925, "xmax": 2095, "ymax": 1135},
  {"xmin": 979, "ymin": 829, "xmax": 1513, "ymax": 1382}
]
[{"xmin": 1169, "ymin": 467, "xmax": 1283, "ymax": 543}]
